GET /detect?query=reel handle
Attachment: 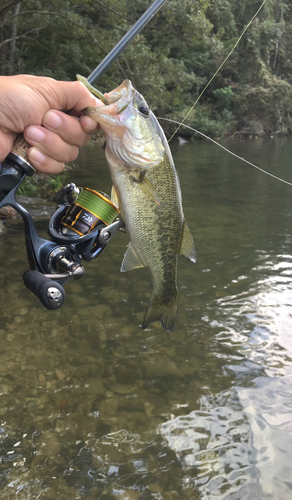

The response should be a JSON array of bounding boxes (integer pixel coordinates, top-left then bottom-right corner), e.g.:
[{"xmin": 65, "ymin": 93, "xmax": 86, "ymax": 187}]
[{"xmin": 23, "ymin": 270, "xmax": 66, "ymax": 310}]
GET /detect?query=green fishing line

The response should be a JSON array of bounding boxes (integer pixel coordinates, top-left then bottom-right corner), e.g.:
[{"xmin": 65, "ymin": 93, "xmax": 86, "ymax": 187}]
[
  {"xmin": 168, "ymin": 0, "xmax": 268, "ymax": 141},
  {"xmin": 76, "ymin": 188, "xmax": 119, "ymax": 225}
]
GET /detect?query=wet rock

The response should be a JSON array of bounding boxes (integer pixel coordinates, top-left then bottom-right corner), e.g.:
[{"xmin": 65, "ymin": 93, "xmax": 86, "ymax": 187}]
[
  {"xmin": 113, "ymin": 364, "xmax": 141, "ymax": 385},
  {"xmin": 32, "ymin": 431, "xmax": 60, "ymax": 466},
  {"xmin": 92, "ymin": 303, "xmax": 112, "ymax": 319},
  {"xmin": 179, "ymin": 362, "xmax": 196, "ymax": 376},
  {"xmin": 26, "ymin": 398, "xmax": 43, "ymax": 413},
  {"xmin": 168, "ymin": 492, "xmax": 180, "ymax": 500},
  {"xmin": 19, "ymin": 307, "xmax": 29, "ymax": 316},
  {"xmin": 120, "ymin": 325, "xmax": 136, "ymax": 336},
  {"xmin": 89, "ymin": 362, "xmax": 104, "ymax": 378},
  {"xmin": 55, "ymin": 368, "xmax": 65, "ymax": 380},
  {"xmin": 0, "ymin": 206, "xmax": 17, "ymax": 219},
  {"xmin": 110, "ymin": 384, "xmax": 137, "ymax": 395},
  {"xmin": 143, "ymin": 356, "xmax": 184, "ymax": 378},
  {"xmin": 135, "ymin": 311, "xmax": 145, "ymax": 322},
  {"xmin": 170, "ymin": 329, "xmax": 185, "ymax": 342},
  {"xmin": 75, "ymin": 366, "xmax": 90, "ymax": 378},
  {"xmin": 100, "ymin": 397, "xmax": 119, "ymax": 416},
  {"xmin": 148, "ymin": 484, "xmax": 162, "ymax": 493},
  {"xmin": 78, "ymin": 307, "xmax": 94, "ymax": 318},
  {"xmin": 55, "ymin": 418, "xmax": 79, "ymax": 436},
  {"xmin": 83, "ymin": 378, "xmax": 105, "ymax": 395},
  {"xmin": 144, "ymin": 401, "xmax": 154, "ymax": 417},
  {"xmin": 125, "ymin": 411, "xmax": 149, "ymax": 433},
  {"xmin": 118, "ymin": 489, "xmax": 139, "ymax": 500},
  {"xmin": 138, "ymin": 490, "xmax": 153, "ymax": 500},
  {"xmin": 98, "ymin": 330, "xmax": 108, "ymax": 342},
  {"xmin": 0, "ymin": 383, "xmax": 11, "ymax": 394},
  {"xmin": 71, "ymin": 295, "xmax": 90, "ymax": 307}
]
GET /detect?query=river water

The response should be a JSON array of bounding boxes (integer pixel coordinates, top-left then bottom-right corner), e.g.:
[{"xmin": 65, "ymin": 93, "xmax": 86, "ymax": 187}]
[{"xmin": 0, "ymin": 135, "xmax": 292, "ymax": 499}]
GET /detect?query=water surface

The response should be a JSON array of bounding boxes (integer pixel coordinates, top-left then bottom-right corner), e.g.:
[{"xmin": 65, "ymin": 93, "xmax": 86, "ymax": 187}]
[{"xmin": 0, "ymin": 136, "xmax": 292, "ymax": 499}]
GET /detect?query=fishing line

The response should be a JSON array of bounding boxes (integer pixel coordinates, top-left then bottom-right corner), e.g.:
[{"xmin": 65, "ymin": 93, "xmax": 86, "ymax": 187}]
[
  {"xmin": 159, "ymin": 117, "xmax": 292, "ymax": 187},
  {"xmin": 168, "ymin": 0, "xmax": 268, "ymax": 141}
]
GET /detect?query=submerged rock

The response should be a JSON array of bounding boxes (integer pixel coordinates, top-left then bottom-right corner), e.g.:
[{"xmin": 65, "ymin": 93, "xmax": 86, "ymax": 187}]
[
  {"xmin": 0, "ymin": 206, "xmax": 17, "ymax": 219},
  {"xmin": 143, "ymin": 356, "xmax": 184, "ymax": 378}
]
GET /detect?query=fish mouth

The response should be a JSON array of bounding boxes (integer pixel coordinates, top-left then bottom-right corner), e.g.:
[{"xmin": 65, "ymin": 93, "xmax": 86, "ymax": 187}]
[
  {"xmin": 106, "ymin": 79, "xmax": 132, "ymax": 104},
  {"xmin": 82, "ymin": 80, "xmax": 165, "ymax": 170},
  {"xmin": 82, "ymin": 80, "xmax": 133, "ymax": 122}
]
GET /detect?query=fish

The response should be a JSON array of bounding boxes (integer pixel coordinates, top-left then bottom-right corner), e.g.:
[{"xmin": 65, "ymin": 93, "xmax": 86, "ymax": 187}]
[{"xmin": 82, "ymin": 79, "xmax": 196, "ymax": 332}]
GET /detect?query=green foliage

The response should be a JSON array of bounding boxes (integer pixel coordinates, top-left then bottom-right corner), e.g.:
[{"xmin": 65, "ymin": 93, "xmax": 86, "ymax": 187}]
[
  {"xmin": 1, "ymin": 0, "xmax": 292, "ymax": 137},
  {"xmin": 235, "ymin": 74, "xmax": 292, "ymax": 134},
  {"xmin": 213, "ymin": 85, "xmax": 234, "ymax": 110},
  {"xmin": 17, "ymin": 170, "xmax": 70, "ymax": 198}
]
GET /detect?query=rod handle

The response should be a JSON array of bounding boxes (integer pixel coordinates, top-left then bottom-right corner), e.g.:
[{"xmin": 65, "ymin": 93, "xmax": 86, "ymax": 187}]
[{"xmin": 11, "ymin": 134, "xmax": 30, "ymax": 163}]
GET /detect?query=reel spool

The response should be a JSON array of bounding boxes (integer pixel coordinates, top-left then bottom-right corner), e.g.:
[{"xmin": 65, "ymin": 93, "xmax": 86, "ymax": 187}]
[{"xmin": 61, "ymin": 187, "xmax": 119, "ymax": 236}]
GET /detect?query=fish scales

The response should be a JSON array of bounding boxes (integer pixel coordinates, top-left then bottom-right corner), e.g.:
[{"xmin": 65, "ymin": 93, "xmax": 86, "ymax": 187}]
[
  {"xmin": 116, "ymin": 152, "xmax": 183, "ymax": 300},
  {"xmin": 82, "ymin": 78, "xmax": 196, "ymax": 332}
]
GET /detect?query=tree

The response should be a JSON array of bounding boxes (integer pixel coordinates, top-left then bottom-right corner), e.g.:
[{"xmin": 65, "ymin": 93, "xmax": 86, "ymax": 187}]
[{"xmin": 1, "ymin": 0, "xmax": 292, "ymax": 137}]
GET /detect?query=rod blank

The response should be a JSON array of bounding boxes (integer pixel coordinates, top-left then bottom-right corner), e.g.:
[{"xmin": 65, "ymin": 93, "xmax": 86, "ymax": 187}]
[{"xmin": 87, "ymin": 0, "xmax": 168, "ymax": 85}]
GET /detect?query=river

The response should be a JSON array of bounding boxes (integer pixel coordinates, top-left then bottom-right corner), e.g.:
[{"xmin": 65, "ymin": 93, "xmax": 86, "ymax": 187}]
[{"xmin": 0, "ymin": 135, "xmax": 291, "ymax": 499}]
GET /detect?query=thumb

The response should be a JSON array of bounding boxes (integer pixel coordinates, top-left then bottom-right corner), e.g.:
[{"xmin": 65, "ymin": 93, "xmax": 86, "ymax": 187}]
[{"xmin": 42, "ymin": 79, "xmax": 102, "ymax": 115}]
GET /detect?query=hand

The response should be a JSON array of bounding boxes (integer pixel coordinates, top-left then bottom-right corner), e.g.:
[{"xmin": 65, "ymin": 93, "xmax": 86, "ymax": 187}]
[{"xmin": 0, "ymin": 74, "xmax": 102, "ymax": 173}]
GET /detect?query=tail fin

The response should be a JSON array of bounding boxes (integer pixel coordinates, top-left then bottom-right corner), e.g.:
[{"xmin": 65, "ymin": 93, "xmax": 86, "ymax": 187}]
[{"xmin": 142, "ymin": 293, "xmax": 178, "ymax": 333}]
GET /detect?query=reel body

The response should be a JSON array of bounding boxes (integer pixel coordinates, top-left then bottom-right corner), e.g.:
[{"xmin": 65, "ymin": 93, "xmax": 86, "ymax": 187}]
[{"xmin": 0, "ymin": 152, "xmax": 124, "ymax": 310}]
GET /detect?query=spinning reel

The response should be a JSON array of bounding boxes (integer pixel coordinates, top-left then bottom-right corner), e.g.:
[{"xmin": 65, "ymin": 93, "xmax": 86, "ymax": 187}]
[{"xmin": 0, "ymin": 149, "xmax": 124, "ymax": 310}]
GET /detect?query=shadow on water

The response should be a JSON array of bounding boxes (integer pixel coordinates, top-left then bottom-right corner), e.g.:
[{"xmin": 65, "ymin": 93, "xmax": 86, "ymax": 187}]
[{"xmin": 0, "ymin": 136, "xmax": 292, "ymax": 499}]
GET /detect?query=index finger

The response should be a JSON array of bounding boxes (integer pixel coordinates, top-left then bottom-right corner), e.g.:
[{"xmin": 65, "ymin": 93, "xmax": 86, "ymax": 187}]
[
  {"xmin": 42, "ymin": 110, "xmax": 98, "ymax": 147},
  {"xmin": 42, "ymin": 80, "xmax": 103, "ymax": 115}
]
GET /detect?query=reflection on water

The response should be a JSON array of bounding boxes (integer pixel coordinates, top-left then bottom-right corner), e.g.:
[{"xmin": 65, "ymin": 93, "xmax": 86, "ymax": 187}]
[
  {"xmin": 160, "ymin": 389, "xmax": 258, "ymax": 499},
  {"xmin": 0, "ymin": 136, "xmax": 292, "ymax": 499}
]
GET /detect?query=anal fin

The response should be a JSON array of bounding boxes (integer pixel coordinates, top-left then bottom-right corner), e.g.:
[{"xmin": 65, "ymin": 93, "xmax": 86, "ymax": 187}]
[
  {"xmin": 121, "ymin": 242, "xmax": 145, "ymax": 272},
  {"xmin": 179, "ymin": 220, "xmax": 196, "ymax": 263}
]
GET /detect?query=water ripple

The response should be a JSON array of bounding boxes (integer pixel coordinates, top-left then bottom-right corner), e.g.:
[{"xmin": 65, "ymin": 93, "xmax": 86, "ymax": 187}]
[{"xmin": 160, "ymin": 388, "xmax": 260, "ymax": 499}]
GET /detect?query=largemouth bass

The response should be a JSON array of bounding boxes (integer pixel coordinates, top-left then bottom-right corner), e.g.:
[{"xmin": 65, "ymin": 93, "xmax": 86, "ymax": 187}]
[{"xmin": 82, "ymin": 80, "xmax": 196, "ymax": 332}]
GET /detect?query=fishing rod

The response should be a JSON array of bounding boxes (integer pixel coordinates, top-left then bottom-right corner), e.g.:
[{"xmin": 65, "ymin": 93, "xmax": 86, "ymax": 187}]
[
  {"xmin": 88, "ymin": 0, "xmax": 168, "ymax": 85},
  {"xmin": 0, "ymin": 0, "xmax": 168, "ymax": 310}
]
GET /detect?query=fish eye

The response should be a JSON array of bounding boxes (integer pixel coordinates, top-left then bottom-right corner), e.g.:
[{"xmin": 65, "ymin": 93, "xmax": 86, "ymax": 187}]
[{"xmin": 138, "ymin": 104, "xmax": 150, "ymax": 116}]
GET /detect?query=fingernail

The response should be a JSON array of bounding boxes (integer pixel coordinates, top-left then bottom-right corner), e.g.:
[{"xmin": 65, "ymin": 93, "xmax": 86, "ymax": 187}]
[
  {"xmin": 26, "ymin": 126, "xmax": 45, "ymax": 143},
  {"xmin": 43, "ymin": 110, "xmax": 62, "ymax": 130},
  {"xmin": 29, "ymin": 148, "xmax": 45, "ymax": 165}
]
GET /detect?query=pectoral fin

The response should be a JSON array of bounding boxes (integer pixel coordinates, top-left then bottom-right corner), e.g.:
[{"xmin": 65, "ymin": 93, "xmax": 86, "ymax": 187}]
[
  {"xmin": 121, "ymin": 242, "xmax": 145, "ymax": 272},
  {"xmin": 179, "ymin": 220, "xmax": 196, "ymax": 264},
  {"xmin": 111, "ymin": 185, "xmax": 120, "ymax": 209},
  {"xmin": 140, "ymin": 177, "xmax": 160, "ymax": 205}
]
